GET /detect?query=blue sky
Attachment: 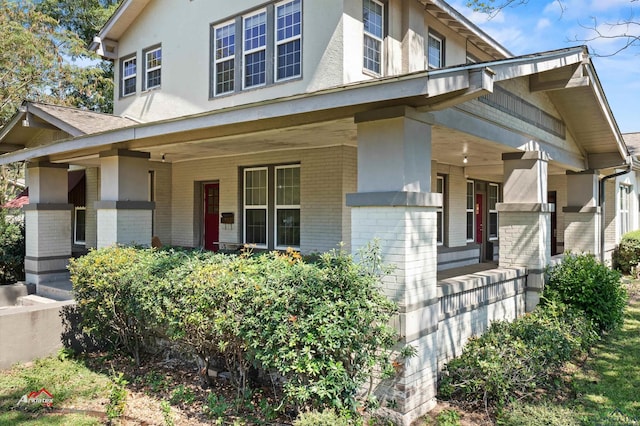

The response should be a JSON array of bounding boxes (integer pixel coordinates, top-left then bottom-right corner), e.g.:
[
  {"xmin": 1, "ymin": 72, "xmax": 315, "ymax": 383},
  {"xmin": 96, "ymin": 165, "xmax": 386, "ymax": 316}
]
[{"xmin": 448, "ymin": 0, "xmax": 640, "ymax": 134}]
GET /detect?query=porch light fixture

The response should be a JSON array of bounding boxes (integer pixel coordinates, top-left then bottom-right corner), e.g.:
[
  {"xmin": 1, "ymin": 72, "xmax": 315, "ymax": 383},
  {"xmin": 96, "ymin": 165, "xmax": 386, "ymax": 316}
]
[
  {"xmin": 161, "ymin": 153, "xmax": 166, "ymax": 162},
  {"xmin": 463, "ymin": 155, "xmax": 468, "ymax": 164}
]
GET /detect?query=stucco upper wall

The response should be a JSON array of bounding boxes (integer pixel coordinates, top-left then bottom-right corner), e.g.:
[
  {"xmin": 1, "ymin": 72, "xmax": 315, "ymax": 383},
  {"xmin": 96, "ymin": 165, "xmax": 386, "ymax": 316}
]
[
  {"xmin": 112, "ymin": 0, "xmax": 491, "ymax": 122},
  {"xmin": 113, "ymin": 0, "xmax": 346, "ymax": 121}
]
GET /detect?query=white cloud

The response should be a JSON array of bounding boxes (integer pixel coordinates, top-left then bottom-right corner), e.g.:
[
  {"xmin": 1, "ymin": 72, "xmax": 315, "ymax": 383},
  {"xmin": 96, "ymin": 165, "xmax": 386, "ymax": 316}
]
[{"xmin": 537, "ymin": 18, "xmax": 552, "ymax": 30}]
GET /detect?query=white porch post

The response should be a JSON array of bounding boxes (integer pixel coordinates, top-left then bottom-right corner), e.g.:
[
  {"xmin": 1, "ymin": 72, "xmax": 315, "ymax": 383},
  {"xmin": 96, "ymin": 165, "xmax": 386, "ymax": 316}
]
[
  {"xmin": 498, "ymin": 151, "xmax": 551, "ymax": 312},
  {"xmin": 96, "ymin": 149, "xmax": 154, "ymax": 248},
  {"xmin": 24, "ymin": 162, "xmax": 72, "ymax": 288},
  {"xmin": 562, "ymin": 170, "xmax": 600, "ymax": 256},
  {"xmin": 347, "ymin": 106, "xmax": 440, "ymax": 425}
]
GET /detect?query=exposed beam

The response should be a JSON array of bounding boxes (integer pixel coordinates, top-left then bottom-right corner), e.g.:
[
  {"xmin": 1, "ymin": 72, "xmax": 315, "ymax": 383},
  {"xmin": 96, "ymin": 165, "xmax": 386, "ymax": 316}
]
[
  {"xmin": 530, "ymin": 64, "xmax": 590, "ymax": 92},
  {"xmin": 0, "ymin": 144, "xmax": 23, "ymax": 153}
]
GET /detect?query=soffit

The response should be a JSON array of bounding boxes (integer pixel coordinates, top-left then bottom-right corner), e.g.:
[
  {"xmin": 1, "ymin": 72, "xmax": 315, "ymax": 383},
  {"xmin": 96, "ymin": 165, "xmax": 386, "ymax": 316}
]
[
  {"xmin": 96, "ymin": 0, "xmax": 151, "ymax": 42},
  {"xmin": 419, "ymin": 0, "xmax": 511, "ymax": 60}
]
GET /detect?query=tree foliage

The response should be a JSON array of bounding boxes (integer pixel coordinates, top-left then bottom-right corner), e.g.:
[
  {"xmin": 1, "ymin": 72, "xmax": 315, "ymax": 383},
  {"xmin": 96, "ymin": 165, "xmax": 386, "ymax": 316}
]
[{"xmin": 0, "ymin": 0, "xmax": 115, "ymax": 127}]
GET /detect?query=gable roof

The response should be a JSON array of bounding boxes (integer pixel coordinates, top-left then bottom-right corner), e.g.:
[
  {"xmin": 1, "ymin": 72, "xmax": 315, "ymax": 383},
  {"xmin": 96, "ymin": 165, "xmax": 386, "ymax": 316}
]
[{"xmin": 0, "ymin": 102, "xmax": 137, "ymax": 152}]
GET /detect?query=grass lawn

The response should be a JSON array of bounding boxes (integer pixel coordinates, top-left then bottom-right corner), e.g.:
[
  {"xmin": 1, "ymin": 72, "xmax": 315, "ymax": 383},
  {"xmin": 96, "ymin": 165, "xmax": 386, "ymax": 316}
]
[
  {"xmin": 497, "ymin": 280, "xmax": 640, "ymax": 426},
  {"xmin": 0, "ymin": 354, "xmax": 109, "ymax": 426}
]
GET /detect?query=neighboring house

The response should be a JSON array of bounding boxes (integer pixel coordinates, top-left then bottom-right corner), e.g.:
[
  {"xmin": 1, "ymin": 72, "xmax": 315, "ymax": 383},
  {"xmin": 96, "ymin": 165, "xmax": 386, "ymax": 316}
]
[{"xmin": 0, "ymin": 0, "xmax": 633, "ymax": 423}]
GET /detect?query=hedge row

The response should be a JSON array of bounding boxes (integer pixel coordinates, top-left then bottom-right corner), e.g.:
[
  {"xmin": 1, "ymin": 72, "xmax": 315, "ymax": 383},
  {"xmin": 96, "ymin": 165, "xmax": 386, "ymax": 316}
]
[
  {"xmin": 69, "ymin": 245, "xmax": 398, "ymax": 413},
  {"xmin": 439, "ymin": 253, "xmax": 627, "ymax": 411}
]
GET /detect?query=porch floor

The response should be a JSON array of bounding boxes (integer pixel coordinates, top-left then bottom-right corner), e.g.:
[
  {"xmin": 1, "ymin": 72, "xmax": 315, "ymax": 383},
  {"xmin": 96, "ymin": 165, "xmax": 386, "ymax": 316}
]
[{"xmin": 437, "ymin": 262, "xmax": 499, "ymax": 281}]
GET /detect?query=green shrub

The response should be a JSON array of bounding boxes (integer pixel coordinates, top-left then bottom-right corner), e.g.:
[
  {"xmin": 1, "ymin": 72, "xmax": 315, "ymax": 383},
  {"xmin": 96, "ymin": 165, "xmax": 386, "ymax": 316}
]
[
  {"xmin": 439, "ymin": 302, "xmax": 597, "ymax": 410},
  {"xmin": 0, "ymin": 218, "xmax": 25, "ymax": 284},
  {"xmin": 238, "ymin": 248, "xmax": 397, "ymax": 412},
  {"xmin": 613, "ymin": 230, "xmax": 640, "ymax": 274},
  {"xmin": 70, "ymin": 244, "xmax": 398, "ymax": 415},
  {"xmin": 293, "ymin": 409, "xmax": 352, "ymax": 426},
  {"xmin": 545, "ymin": 253, "xmax": 627, "ymax": 332},
  {"xmin": 69, "ymin": 246, "xmax": 192, "ymax": 364}
]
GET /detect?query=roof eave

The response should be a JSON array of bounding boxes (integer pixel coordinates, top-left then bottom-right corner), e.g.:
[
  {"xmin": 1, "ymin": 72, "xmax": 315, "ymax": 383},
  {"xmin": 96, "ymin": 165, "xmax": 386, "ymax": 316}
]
[{"xmin": 0, "ymin": 48, "xmax": 596, "ymax": 166}]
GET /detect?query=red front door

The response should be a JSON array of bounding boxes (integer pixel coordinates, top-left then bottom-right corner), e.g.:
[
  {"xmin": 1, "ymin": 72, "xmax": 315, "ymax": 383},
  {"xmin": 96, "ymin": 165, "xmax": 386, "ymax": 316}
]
[
  {"xmin": 475, "ymin": 194, "xmax": 483, "ymax": 245},
  {"xmin": 204, "ymin": 183, "xmax": 219, "ymax": 251}
]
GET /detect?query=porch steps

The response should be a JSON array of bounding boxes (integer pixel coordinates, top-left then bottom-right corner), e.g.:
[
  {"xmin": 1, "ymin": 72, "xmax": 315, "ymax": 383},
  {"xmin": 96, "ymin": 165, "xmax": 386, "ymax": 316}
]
[{"xmin": 36, "ymin": 280, "xmax": 74, "ymax": 301}]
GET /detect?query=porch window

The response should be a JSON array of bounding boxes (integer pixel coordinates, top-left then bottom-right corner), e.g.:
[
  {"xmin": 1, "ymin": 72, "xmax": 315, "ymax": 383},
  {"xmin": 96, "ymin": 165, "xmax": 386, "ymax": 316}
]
[
  {"xmin": 149, "ymin": 170, "xmax": 156, "ymax": 236},
  {"xmin": 74, "ymin": 207, "xmax": 86, "ymax": 245},
  {"xmin": 213, "ymin": 21, "xmax": 236, "ymax": 95},
  {"xmin": 144, "ymin": 46, "xmax": 162, "ymax": 90},
  {"xmin": 466, "ymin": 180, "xmax": 474, "ymax": 242},
  {"xmin": 428, "ymin": 31, "xmax": 444, "ymax": 69},
  {"xmin": 363, "ymin": 0, "xmax": 384, "ymax": 75},
  {"xmin": 243, "ymin": 164, "xmax": 300, "ymax": 249},
  {"xmin": 244, "ymin": 167, "xmax": 268, "ymax": 247},
  {"xmin": 436, "ymin": 175, "xmax": 444, "ymax": 245},
  {"xmin": 121, "ymin": 55, "xmax": 136, "ymax": 97},
  {"xmin": 619, "ymin": 184, "xmax": 632, "ymax": 236},
  {"xmin": 488, "ymin": 183, "xmax": 500, "ymax": 240},
  {"xmin": 243, "ymin": 10, "xmax": 267, "ymax": 88},
  {"xmin": 275, "ymin": 165, "xmax": 300, "ymax": 249},
  {"xmin": 275, "ymin": 0, "xmax": 302, "ymax": 81}
]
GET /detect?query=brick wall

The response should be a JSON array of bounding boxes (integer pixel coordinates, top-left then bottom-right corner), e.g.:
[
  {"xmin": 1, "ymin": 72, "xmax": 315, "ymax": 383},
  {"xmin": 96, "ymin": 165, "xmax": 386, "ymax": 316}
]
[{"xmin": 171, "ymin": 146, "xmax": 355, "ymax": 253}]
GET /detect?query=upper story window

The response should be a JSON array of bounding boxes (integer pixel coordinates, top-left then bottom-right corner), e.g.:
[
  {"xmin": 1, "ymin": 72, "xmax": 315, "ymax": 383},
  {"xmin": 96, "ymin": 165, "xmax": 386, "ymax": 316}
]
[
  {"xmin": 363, "ymin": 0, "xmax": 384, "ymax": 75},
  {"xmin": 144, "ymin": 46, "xmax": 162, "ymax": 90},
  {"xmin": 121, "ymin": 55, "xmax": 137, "ymax": 97},
  {"xmin": 214, "ymin": 21, "xmax": 236, "ymax": 95},
  {"xmin": 276, "ymin": 0, "xmax": 302, "ymax": 81},
  {"xmin": 243, "ymin": 10, "xmax": 267, "ymax": 88},
  {"xmin": 211, "ymin": 0, "xmax": 303, "ymax": 97},
  {"xmin": 428, "ymin": 31, "xmax": 444, "ymax": 69}
]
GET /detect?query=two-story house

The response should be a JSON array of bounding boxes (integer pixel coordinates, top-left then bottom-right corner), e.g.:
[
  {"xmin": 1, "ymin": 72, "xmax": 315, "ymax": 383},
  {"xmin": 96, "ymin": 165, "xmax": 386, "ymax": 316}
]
[{"xmin": 0, "ymin": 0, "xmax": 634, "ymax": 423}]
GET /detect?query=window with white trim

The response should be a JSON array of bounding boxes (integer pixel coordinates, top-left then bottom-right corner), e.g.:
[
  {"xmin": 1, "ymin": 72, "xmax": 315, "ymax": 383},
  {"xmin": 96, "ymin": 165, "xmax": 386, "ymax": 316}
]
[
  {"xmin": 275, "ymin": 165, "xmax": 300, "ymax": 248},
  {"xmin": 428, "ymin": 31, "xmax": 444, "ymax": 69},
  {"xmin": 210, "ymin": 1, "xmax": 303, "ymax": 97},
  {"xmin": 244, "ymin": 10, "xmax": 267, "ymax": 88},
  {"xmin": 244, "ymin": 167, "xmax": 269, "ymax": 247},
  {"xmin": 436, "ymin": 175, "xmax": 444, "ymax": 245},
  {"xmin": 213, "ymin": 21, "xmax": 236, "ymax": 95},
  {"xmin": 363, "ymin": 0, "xmax": 384, "ymax": 75},
  {"xmin": 619, "ymin": 184, "xmax": 632, "ymax": 236},
  {"xmin": 149, "ymin": 170, "xmax": 156, "ymax": 236},
  {"xmin": 243, "ymin": 164, "xmax": 300, "ymax": 249},
  {"xmin": 488, "ymin": 183, "xmax": 500, "ymax": 240},
  {"xmin": 74, "ymin": 207, "xmax": 86, "ymax": 245},
  {"xmin": 144, "ymin": 46, "xmax": 162, "ymax": 90},
  {"xmin": 121, "ymin": 55, "xmax": 137, "ymax": 97},
  {"xmin": 466, "ymin": 180, "xmax": 474, "ymax": 242},
  {"xmin": 275, "ymin": 0, "xmax": 302, "ymax": 81}
]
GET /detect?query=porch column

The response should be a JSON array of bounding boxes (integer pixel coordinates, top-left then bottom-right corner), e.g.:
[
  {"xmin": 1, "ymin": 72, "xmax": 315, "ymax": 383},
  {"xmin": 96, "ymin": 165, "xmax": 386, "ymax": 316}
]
[
  {"xmin": 24, "ymin": 162, "xmax": 72, "ymax": 287},
  {"xmin": 96, "ymin": 149, "xmax": 154, "ymax": 248},
  {"xmin": 347, "ymin": 106, "xmax": 440, "ymax": 425},
  {"xmin": 498, "ymin": 151, "xmax": 551, "ymax": 312},
  {"xmin": 562, "ymin": 170, "xmax": 600, "ymax": 256}
]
